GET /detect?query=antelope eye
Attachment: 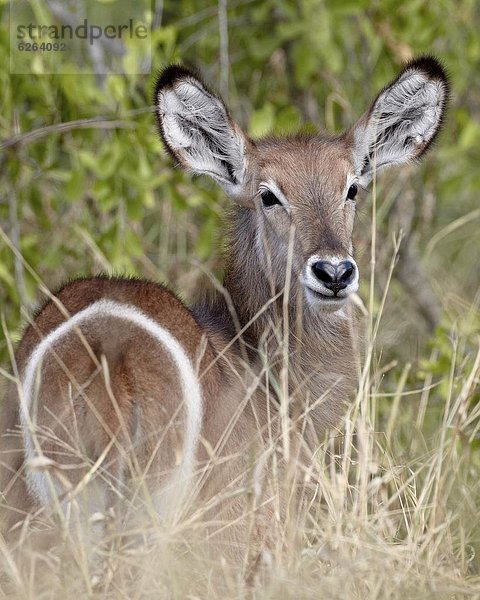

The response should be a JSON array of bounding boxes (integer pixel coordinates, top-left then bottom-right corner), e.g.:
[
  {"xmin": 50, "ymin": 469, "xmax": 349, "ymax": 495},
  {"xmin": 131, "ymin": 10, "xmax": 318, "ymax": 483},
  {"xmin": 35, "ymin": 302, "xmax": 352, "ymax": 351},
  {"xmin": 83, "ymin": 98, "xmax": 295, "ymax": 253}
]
[
  {"xmin": 260, "ymin": 190, "xmax": 281, "ymax": 208},
  {"xmin": 347, "ymin": 184, "xmax": 358, "ymax": 200}
]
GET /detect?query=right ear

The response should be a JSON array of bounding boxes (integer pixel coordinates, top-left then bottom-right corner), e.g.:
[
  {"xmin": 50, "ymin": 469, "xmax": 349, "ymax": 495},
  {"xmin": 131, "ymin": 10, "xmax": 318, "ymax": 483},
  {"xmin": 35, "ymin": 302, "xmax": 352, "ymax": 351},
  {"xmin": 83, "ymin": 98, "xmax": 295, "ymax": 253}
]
[
  {"xmin": 349, "ymin": 56, "xmax": 449, "ymax": 186},
  {"xmin": 154, "ymin": 65, "xmax": 248, "ymax": 197}
]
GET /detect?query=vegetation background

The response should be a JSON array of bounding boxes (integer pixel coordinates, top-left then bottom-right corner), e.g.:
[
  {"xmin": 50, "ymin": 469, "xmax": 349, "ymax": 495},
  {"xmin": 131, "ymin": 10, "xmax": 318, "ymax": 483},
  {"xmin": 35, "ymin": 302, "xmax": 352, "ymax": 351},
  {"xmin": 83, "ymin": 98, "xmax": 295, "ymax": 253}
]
[{"xmin": 0, "ymin": 0, "xmax": 479, "ymax": 598}]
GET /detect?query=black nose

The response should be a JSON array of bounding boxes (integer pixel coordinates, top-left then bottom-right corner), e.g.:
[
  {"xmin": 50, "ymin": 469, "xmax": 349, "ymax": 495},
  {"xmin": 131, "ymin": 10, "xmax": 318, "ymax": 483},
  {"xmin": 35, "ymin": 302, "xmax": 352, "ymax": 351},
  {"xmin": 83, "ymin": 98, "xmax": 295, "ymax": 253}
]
[{"xmin": 311, "ymin": 260, "xmax": 356, "ymax": 295}]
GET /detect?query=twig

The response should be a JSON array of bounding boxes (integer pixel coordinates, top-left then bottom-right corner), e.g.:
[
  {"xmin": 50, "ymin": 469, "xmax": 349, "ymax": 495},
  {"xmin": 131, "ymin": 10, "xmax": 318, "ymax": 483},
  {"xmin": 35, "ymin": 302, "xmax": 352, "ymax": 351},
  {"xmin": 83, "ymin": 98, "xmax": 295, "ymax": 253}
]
[
  {"xmin": 425, "ymin": 208, "xmax": 480, "ymax": 258},
  {"xmin": 7, "ymin": 187, "xmax": 29, "ymax": 309},
  {"xmin": 392, "ymin": 186, "xmax": 442, "ymax": 331},
  {"xmin": 47, "ymin": 1, "xmax": 104, "ymax": 86},
  {"xmin": 46, "ymin": 0, "xmax": 125, "ymax": 57},
  {"xmin": 153, "ymin": 0, "xmax": 164, "ymax": 30},
  {"xmin": 218, "ymin": 0, "xmax": 229, "ymax": 100},
  {"xmin": 396, "ymin": 235, "xmax": 442, "ymax": 331},
  {"xmin": 176, "ymin": 0, "xmax": 256, "ymax": 29},
  {"xmin": 1, "ymin": 116, "xmax": 139, "ymax": 150},
  {"xmin": 271, "ymin": 5, "xmax": 320, "ymax": 124}
]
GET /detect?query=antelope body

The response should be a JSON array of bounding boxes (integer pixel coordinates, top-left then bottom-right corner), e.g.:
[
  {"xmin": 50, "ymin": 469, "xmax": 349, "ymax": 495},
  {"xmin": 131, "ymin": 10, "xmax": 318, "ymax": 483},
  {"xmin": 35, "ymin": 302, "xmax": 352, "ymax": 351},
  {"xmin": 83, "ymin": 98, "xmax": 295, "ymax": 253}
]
[{"xmin": 0, "ymin": 57, "xmax": 448, "ymax": 563}]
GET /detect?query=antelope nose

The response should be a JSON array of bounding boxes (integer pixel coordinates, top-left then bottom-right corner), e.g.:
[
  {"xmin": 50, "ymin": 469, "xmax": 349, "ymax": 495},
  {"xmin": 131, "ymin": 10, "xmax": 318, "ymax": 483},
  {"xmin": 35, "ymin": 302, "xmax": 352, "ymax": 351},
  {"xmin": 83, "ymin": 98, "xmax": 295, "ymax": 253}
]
[{"xmin": 311, "ymin": 260, "xmax": 356, "ymax": 295}]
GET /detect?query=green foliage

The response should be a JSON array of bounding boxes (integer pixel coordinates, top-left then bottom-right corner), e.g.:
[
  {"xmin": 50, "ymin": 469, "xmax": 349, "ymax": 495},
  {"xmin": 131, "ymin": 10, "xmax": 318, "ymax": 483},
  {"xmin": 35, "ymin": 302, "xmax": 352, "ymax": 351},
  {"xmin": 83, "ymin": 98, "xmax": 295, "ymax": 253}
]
[{"xmin": 0, "ymin": 1, "xmax": 479, "ymax": 393}]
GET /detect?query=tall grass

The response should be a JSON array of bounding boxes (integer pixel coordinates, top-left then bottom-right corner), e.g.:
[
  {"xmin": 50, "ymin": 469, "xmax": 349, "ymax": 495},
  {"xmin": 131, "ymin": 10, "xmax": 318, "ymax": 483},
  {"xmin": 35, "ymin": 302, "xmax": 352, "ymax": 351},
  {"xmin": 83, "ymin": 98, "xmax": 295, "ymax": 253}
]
[
  {"xmin": 1, "ymin": 337, "xmax": 479, "ymax": 598},
  {"xmin": 0, "ymin": 214, "xmax": 479, "ymax": 599}
]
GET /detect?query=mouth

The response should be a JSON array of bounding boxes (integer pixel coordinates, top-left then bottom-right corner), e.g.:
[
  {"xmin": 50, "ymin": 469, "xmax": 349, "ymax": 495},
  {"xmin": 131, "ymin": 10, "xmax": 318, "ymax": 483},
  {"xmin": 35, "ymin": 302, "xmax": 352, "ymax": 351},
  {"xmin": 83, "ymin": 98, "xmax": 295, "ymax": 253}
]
[{"xmin": 304, "ymin": 286, "xmax": 348, "ymax": 310}]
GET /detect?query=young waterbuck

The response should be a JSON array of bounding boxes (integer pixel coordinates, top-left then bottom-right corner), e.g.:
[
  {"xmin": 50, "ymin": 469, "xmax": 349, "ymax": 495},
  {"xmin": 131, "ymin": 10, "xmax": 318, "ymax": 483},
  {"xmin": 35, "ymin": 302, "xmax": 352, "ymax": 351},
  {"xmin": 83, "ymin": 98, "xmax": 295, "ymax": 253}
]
[{"xmin": 0, "ymin": 57, "xmax": 448, "ymax": 564}]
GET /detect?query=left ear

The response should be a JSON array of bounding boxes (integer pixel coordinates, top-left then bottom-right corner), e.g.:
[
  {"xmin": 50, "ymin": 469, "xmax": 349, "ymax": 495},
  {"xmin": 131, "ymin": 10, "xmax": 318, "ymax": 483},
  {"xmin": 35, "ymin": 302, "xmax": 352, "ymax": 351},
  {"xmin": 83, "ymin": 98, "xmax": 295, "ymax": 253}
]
[
  {"xmin": 349, "ymin": 56, "xmax": 449, "ymax": 186},
  {"xmin": 153, "ymin": 65, "xmax": 248, "ymax": 198}
]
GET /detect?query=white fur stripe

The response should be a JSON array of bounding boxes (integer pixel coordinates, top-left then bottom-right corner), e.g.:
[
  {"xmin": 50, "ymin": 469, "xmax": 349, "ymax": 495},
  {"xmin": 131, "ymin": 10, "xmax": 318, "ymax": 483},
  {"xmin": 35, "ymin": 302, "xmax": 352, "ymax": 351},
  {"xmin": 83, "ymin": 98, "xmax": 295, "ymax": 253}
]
[{"xmin": 20, "ymin": 299, "xmax": 203, "ymax": 508}]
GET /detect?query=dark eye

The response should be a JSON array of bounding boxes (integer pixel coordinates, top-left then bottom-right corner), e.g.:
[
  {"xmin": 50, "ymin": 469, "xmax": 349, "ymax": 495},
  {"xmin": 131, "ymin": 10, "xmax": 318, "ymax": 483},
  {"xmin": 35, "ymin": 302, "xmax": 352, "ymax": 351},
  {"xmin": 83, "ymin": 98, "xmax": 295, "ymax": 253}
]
[
  {"xmin": 260, "ymin": 190, "xmax": 281, "ymax": 208},
  {"xmin": 347, "ymin": 184, "xmax": 358, "ymax": 200}
]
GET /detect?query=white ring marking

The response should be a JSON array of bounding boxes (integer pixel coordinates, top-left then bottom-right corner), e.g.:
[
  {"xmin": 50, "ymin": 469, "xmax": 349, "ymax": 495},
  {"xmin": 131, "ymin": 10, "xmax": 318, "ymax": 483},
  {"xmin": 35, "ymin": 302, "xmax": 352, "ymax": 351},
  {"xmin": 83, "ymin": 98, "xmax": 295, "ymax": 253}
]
[{"xmin": 20, "ymin": 299, "xmax": 203, "ymax": 508}]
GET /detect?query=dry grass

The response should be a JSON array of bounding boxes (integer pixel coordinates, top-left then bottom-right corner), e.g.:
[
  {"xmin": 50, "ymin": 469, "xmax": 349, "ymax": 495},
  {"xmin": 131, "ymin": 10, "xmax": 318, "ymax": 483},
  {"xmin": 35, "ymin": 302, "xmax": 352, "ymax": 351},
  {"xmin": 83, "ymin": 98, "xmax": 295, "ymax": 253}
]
[
  {"xmin": 1, "ymin": 295, "xmax": 479, "ymax": 599},
  {"xmin": 1, "ymin": 176, "xmax": 479, "ymax": 600}
]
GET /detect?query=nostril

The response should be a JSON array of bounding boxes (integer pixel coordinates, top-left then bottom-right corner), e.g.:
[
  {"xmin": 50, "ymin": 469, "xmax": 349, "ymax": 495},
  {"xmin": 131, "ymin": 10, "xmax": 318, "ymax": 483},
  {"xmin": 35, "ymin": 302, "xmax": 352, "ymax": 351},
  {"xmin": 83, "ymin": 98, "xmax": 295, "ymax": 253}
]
[
  {"xmin": 312, "ymin": 261, "xmax": 336, "ymax": 285},
  {"xmin": 337, "ymin": 260, "xmax": 356, "ymax": 285},
  {"xmin": 310, "ymin": 259, "xmax": 356, "ymax": 294}
]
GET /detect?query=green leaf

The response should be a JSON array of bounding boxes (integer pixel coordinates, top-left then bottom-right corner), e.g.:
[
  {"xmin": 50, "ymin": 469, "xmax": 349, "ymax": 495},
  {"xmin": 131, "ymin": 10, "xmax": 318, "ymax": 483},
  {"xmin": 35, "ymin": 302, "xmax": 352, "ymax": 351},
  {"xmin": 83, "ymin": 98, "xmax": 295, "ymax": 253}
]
[{"xmin": 249, "ymin": 103, "xmax": 275, "ymax": 137}]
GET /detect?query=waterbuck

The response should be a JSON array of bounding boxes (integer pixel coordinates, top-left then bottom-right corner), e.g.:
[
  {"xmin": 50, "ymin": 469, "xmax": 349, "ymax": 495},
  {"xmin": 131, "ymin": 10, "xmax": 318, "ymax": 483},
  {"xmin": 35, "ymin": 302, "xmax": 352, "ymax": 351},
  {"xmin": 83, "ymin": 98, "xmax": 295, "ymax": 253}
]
[{"xmin": 0, "ymin": 57, "xmax": 448, "ymax": 564}]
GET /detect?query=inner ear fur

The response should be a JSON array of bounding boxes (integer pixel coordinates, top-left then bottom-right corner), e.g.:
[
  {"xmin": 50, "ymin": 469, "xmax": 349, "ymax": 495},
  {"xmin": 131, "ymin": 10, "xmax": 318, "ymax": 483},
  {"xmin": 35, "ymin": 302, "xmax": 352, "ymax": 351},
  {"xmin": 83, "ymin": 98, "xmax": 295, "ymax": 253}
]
[
  {"xmin": 349, "ymin": 55, "xmax": 450, "ymax": 184},
  {"xmin": 153, "ymin": 64, "xmax": 248, "ymax": 195}
]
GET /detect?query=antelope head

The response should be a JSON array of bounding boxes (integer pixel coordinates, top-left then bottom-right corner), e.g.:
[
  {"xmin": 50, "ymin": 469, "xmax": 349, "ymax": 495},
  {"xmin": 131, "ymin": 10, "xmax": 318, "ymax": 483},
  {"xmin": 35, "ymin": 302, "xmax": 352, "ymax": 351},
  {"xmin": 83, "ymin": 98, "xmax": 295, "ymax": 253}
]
[{"xmin": 154, "ymin": 58, "xmax": 448, "ymax": 314}]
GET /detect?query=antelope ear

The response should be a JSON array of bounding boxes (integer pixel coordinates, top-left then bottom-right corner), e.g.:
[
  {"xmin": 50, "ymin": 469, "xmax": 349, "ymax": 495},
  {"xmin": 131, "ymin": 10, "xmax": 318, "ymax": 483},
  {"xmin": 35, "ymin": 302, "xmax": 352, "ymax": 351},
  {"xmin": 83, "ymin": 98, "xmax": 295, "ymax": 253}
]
[
  {"xmin": 154, "ymin": 65, "xmax": 248, "ymax": 196},
  {"xmin": 350, "ymin": 56, "xmax": 449, "ymax": 186}
]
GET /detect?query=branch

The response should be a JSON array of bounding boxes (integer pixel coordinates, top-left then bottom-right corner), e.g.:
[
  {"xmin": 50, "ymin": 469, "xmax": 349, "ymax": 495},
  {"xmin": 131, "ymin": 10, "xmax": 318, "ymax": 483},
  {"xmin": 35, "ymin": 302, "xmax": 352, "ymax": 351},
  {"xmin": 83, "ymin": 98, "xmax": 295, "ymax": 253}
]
[
  {"xmin": 46, "ymin": 0, "xmax": 126, "ymax": 86},
  {"xmin": 271, "ymin": 5, "xmax": 320, "ymax": 124},
  {"xmin": 218, "ymin": 0, "xmax": 230, "ymax": 100},
  {"xmin": 8, "ymin": 188, "xmax": 29, "ymax": 309},
  {"xmin": 47, "ymin": 1, "xmax": 125, "ymax": 57},
  {"xmin": 1, "ymin": 116, "xmax": 139, "ymax": 151},
  {"xmin": 396, "ymin": 236, "xmax": 442, "ymax": 332},
  {"xmin": 391, "ymin": 183, "xmax": 442, "ymax": 332}
]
